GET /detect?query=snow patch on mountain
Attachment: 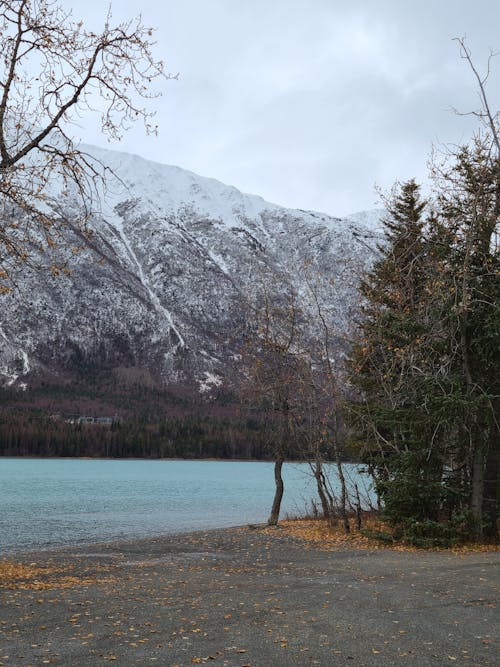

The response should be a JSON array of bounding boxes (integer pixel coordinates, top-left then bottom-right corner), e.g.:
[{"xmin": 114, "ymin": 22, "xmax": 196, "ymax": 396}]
[{"xmin": 198, "ymin": 371, "xmax": 223, "ymax": 394}]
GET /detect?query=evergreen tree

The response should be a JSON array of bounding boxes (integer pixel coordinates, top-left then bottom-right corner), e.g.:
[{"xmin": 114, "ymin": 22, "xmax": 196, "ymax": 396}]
[
  {"xmin": 428, "ymin": 138, "xmax": 499, "ymax": 539},
  {"xmin": 348, "ymin": 147, "xmax": 499, "ymax": 544},
  {"xmin": 347, "ymin": 181, "xmax": 448, "ymax": 534}
]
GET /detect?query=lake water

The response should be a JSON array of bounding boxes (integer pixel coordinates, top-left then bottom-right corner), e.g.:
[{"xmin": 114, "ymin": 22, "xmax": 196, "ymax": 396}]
[{"xmin": 0, "ymin": 458, "xmax": 372, "ymax": 554}]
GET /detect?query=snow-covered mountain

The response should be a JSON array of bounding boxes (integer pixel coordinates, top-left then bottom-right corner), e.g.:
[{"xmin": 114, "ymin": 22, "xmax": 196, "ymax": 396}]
[{"xmin": 0, "ymin": 145, "xmax": 383, "ymax": 389}]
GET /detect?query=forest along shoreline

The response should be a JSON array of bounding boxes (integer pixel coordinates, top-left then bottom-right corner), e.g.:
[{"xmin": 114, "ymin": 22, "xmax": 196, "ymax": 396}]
[{"xmin": 1, "ymin": 524, "xmax": 498, "ymax": 666}]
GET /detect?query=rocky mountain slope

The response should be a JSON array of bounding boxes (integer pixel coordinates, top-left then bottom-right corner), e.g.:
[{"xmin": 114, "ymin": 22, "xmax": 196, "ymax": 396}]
[{"xmin": 0, "ymin": 145, "xmax": 382, "ymax": 390}]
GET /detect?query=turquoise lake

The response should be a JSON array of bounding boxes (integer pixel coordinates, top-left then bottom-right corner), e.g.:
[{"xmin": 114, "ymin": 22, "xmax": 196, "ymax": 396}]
[{"xmin": 0, "ymin": 458, "xmax": 372, "ymax": 553}]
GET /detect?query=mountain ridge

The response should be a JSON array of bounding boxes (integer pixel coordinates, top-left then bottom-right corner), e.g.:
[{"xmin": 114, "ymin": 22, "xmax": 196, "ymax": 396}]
[{"xmin": 0, "ymin": 144, "xmax": 383, "ymax": 390}]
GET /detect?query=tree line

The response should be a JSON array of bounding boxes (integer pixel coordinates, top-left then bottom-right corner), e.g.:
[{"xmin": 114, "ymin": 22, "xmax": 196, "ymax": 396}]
[{"xmin": 0, "ymin": 412, "xmax": 273, "ymax": 460}]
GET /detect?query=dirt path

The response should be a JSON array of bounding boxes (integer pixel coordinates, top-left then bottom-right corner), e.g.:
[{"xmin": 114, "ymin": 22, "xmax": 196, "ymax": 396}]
[{"xmin": 1, "ymin": 526, "xmax": 498, "ymax": 666}]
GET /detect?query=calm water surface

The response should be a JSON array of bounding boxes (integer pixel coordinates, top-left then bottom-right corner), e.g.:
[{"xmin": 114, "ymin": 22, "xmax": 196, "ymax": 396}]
[{"xmin": 0, "ymin": 458, "xmax": 371, "ymax": 553}]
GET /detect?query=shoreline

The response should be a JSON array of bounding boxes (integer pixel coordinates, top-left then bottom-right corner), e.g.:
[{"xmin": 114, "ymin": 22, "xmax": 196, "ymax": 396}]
[
  {"xmin": 1, "ymin": 522, "xmax": 262, "ymax": 559},
  {"xmin": 4, "ymin": 516, "xmax": 497, "ymax": 561},
  {"xmin": 1, "ymin": 460, "xmax": 373, "ymax": 557}
]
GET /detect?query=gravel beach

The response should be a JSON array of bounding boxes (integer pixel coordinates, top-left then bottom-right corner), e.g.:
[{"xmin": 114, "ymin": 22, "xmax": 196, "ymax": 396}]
[{"xmin": 1, "ymin": 525, "xmax": 498, "ymax": 666}]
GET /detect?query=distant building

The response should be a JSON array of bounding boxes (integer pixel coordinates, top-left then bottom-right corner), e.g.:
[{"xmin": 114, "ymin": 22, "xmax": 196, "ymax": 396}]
[{"xmin": 61, "ymin": 414, "xmax": 123, "ymax": 426}]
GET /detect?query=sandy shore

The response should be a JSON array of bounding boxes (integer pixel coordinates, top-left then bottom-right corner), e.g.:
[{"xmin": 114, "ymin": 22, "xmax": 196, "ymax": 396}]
[{"xmin": 1, "ymin": 525, "xmax": 498, "ymax": 666}]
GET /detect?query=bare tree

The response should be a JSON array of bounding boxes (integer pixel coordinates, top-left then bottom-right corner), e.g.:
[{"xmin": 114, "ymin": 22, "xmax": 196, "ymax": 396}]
[
  {"xmin": 453, "ymin": 37, "xmax": 500, "ymax": 152},
  {"xmin": 0, "ymin": 0, "xmax": 171, "ymax": 291},
  {"xmin": 236, "ymin": 261, "xmax": 360, "ymax": 531},
  {"xmin": 237, "ymin": 277, "xmax": 307, "ymax": 526},
  {"xmin": 298, "ymin": 267, "xmax": 352, "ymax": 533}
]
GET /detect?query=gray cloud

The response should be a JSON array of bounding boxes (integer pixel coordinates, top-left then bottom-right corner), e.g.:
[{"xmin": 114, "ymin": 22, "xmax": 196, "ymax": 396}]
[{"xmin": 63, "ymin": 0, "xmax": 500, "ymax": 215}]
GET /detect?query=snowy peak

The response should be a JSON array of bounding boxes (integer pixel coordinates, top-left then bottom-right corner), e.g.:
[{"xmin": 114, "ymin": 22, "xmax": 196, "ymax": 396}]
[
  {"xmin": 83, "ymin": 144, "xmax": 364, "ymax": 236},
  {"xmin": 82, "ymin": 144, "xmax": 275, "ymax": 229},
  {"xmin": 0, "ymin": 144, "xmax": 382, "ymax": 388}
]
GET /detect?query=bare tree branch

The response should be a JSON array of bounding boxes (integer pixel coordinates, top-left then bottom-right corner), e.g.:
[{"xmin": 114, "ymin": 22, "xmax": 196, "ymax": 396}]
[
  {"xmin": 0, "ymin": 0, "xmax": 174, "ymax": 289},
  {"xmin": 453, "ymin": 37, "xmax": 500, "ymax": 154}
]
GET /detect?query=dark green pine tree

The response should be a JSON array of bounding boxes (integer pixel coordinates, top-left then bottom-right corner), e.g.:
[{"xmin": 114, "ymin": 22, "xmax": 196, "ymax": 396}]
[
  {"xmin": 349, "ymin": 144, "xmax": 499, "ymax": 544},
  {"xmin": 348, "ymin": 180, "xmax": 448, "ymax": 537},
  {"xmin": 429, "ymin": 138, "xmax": 500, "ymax": 540}
]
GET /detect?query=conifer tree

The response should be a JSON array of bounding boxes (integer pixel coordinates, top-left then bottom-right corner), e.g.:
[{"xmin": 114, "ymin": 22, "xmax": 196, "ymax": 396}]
[
  {"xmin": 348, "ymin": 40, "xmax": 499, "ymax": 543},
  {"xmin": 428, "ymin": 138, "xmax": 499, "ymax": 539},
  {"xmin": 347, "ymin": 181, "xmax": 449, "ymax": 533},
  {"xmin": 348, "ymin": 153, "xmax": 499, "ymax": 543}
]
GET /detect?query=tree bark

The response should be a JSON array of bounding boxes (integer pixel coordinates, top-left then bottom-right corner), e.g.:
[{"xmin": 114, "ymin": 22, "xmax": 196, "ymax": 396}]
[
  {"xmin": 471, "ymin": 445, "xmax": 485, "ymax": 539},
  {"xmin": 268, "ymin": 458, "xmax": 284, "ymax": 526},
  {"xmin": 312, "ymin": 459, "xmax": 337, "ymax": 527},
  {"xmin": 482, "ymin": 425, "xmax": 499, "ymax": 541},
  {"xmin": 313, "ymin": 460, "xmax": 331, "ymax": 519},
  {"xmin": 336, "ymin": 455, "xmax": 350, "ymax": 534}
]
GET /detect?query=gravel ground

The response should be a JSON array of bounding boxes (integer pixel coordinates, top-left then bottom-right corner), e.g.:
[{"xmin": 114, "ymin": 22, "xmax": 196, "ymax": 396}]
[{"xmin": 0, "ymin": 526, "xmax": 498, "ymax": 666}]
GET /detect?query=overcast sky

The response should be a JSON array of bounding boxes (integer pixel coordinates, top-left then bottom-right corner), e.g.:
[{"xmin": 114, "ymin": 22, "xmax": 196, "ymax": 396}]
[{"xmin": 63, "ymin": 0, "xmax": 500, "ymax": 217}]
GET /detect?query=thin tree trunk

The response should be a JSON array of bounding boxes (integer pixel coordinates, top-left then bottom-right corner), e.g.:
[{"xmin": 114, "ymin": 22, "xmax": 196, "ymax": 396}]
[
  {"xmin": 354, "ymin": 483, "xmax": 362, "ymax": 531},
  {"xmin": 481, "ymin": 424, "xmax": 499, "ymax": 541},
  {"xmin": 471, "ymin": 445, "xmax": 485, "ymax": 539},
  {"xmin": 313, "ymin": 460, "xmax": 338, "ymax": 527},
  {"xmin": 313, "ymin": 460, "xmax": 330, "ymax": 517},
  {"xmin": 336, "ymin": 453, "xmax": 350, "ymax": 534},
  {"xmin": 268, "ymin": 458, "xmax": 284, "ymax": 526}
]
